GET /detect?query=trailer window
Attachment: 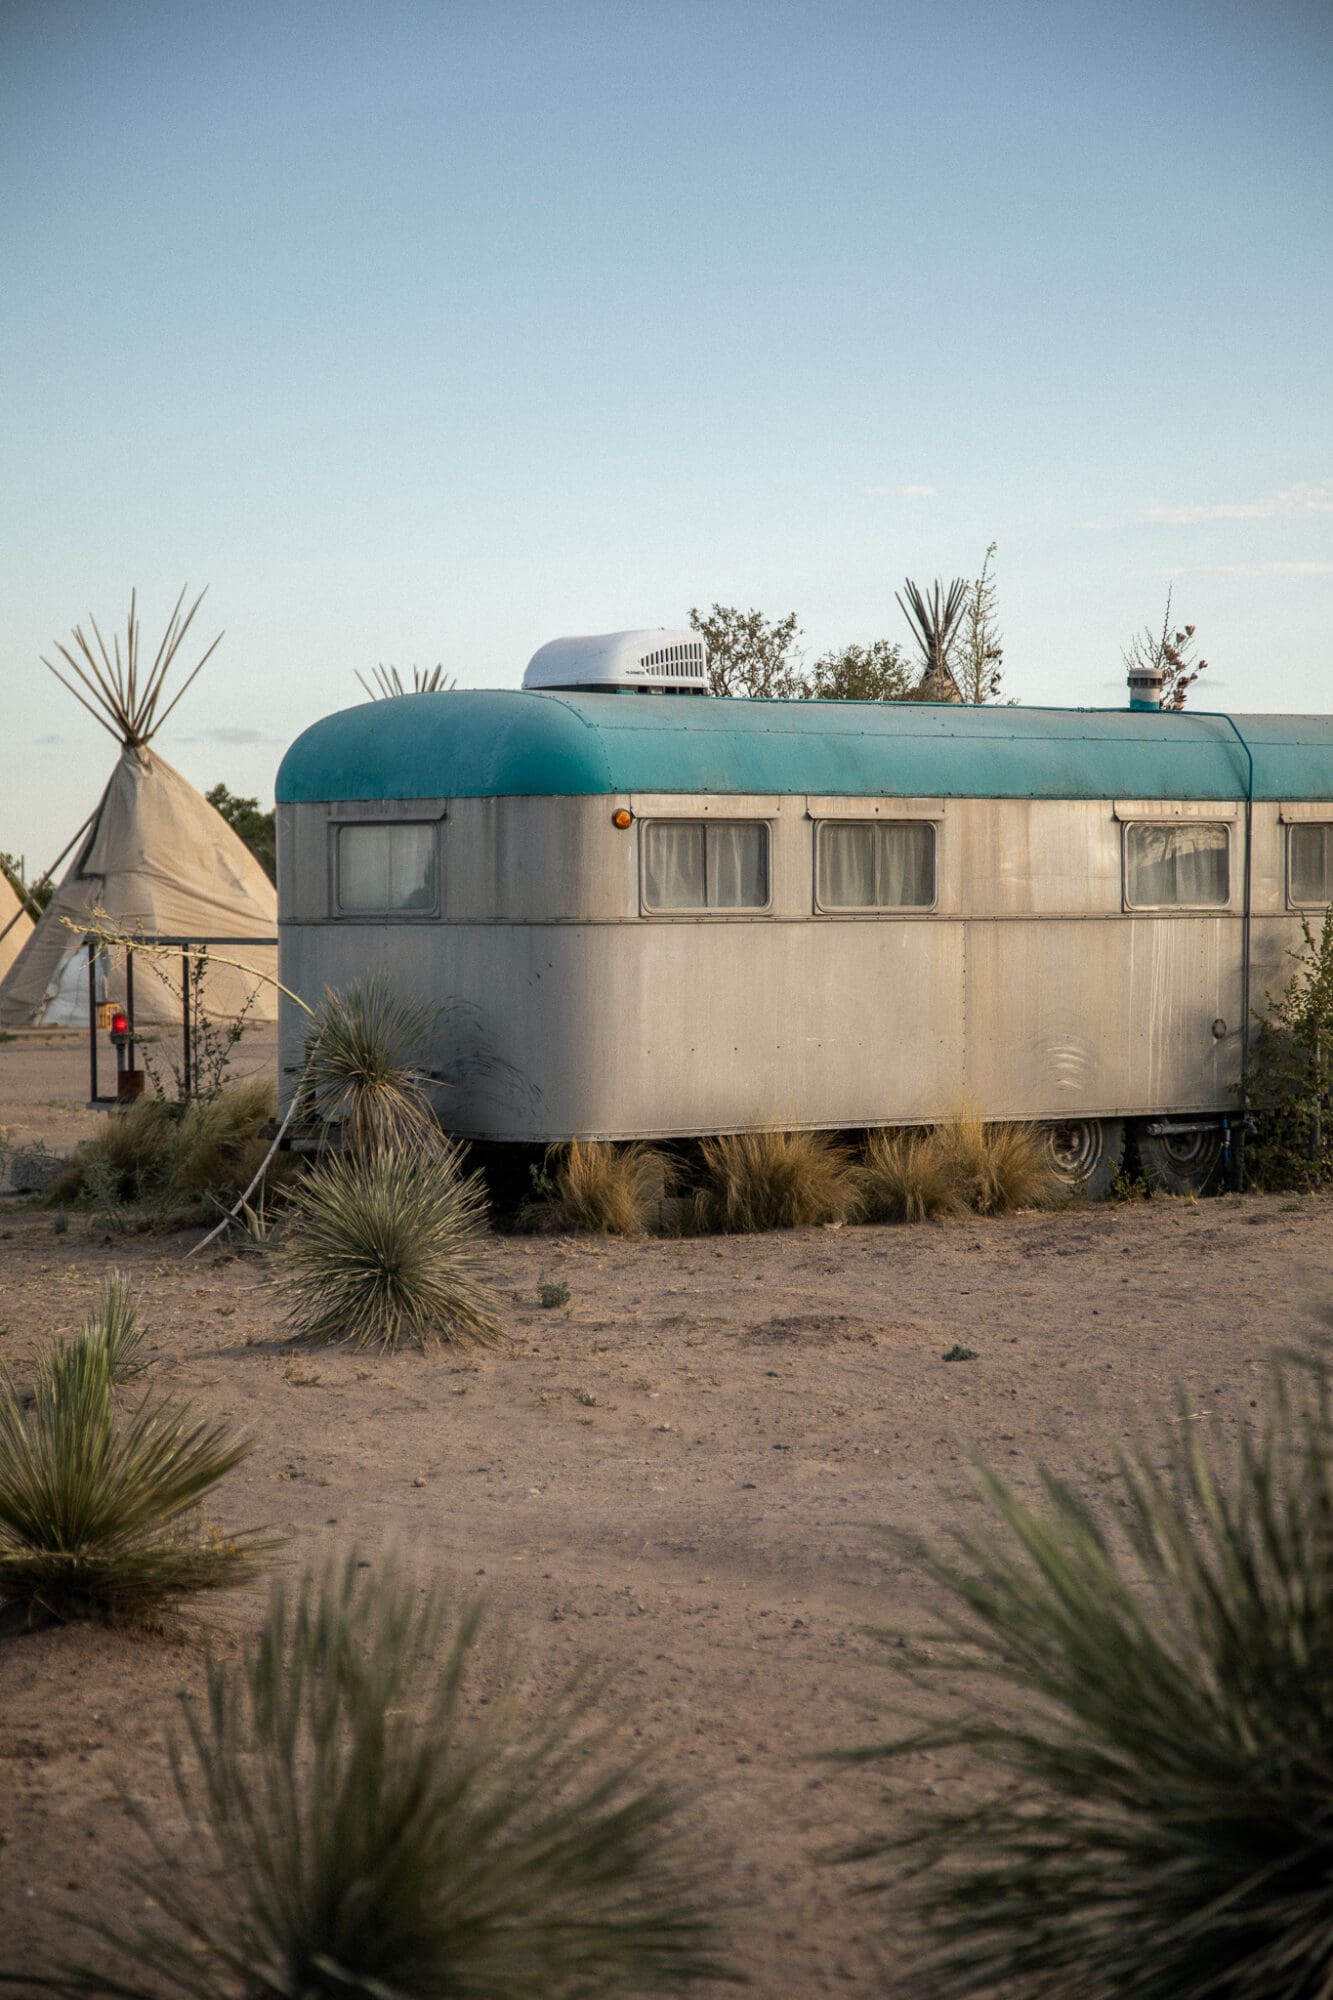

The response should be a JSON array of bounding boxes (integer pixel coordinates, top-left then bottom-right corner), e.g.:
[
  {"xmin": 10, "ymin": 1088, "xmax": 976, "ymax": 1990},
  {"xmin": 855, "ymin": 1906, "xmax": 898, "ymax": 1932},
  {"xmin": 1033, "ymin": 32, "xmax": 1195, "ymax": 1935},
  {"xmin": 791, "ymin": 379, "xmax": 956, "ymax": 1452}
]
[
  {"xmin": 641, "ymin": 821, "xmax": 768, "ymax": 911},
  {"xmin": 1124, "ymin": 822, "xmax": 1229, "ymax": 908},
  {"xmin": 336, "ymin": 823, "xmax": 438, "ymax": 914},
  {"xmin": 816, "ymin": 821, "xmax": 935, "ymax": 910},
  {"xmin": 1290, "ymin": 824, "xmax": 1333, "ymax": 906}
]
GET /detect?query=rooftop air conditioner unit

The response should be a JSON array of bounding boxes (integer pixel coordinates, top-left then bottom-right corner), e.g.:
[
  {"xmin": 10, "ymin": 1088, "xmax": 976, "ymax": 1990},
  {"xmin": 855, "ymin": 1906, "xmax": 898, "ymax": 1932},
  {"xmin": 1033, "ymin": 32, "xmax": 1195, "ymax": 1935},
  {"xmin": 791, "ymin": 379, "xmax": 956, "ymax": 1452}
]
[{"xmin": 522, "ymin": 629, "xmax": 710, "ymax": 695}]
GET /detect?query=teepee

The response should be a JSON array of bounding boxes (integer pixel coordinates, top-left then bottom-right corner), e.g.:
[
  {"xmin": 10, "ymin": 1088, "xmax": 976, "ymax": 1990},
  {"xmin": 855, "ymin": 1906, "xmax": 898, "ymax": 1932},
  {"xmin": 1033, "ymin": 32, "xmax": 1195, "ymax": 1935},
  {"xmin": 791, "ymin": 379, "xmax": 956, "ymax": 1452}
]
[
  {"xmin": 0, "ymin": 872, "xmax": 33, "ymax": 984},
  {"xmin": 0, "ymin": 590, "xmax": 278, "ymax": 1029}
]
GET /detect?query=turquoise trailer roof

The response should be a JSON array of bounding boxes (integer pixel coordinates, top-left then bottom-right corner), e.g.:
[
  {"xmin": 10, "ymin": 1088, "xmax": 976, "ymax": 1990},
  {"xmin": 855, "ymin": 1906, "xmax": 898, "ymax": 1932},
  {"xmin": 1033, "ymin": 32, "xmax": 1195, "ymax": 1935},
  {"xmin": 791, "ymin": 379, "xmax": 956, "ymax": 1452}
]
[{"xmin": 276, "ymin": 691, "xmax": 1333, "ymax": 805}]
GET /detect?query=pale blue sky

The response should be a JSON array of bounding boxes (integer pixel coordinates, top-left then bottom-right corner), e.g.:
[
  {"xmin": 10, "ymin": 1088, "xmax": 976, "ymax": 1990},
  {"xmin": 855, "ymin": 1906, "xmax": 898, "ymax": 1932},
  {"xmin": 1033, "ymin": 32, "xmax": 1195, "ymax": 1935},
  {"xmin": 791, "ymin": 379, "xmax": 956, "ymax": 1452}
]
[{"xmin": 2, "ymin": 0, "xmax": 1330, "ymax": 864}]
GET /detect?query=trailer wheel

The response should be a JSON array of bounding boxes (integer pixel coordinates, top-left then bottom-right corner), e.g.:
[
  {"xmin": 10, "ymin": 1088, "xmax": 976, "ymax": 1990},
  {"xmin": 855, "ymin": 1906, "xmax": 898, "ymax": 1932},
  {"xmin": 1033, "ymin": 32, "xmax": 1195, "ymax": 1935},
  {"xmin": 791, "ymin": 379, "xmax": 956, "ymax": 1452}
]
[
  {"xmin": 1129, "ymin": 1124, "xmax": 1225, "ymax": 1196},
  {"xmin": 1038, "ymin": 1118, "xmax": 1125, "ymax": 1200}
]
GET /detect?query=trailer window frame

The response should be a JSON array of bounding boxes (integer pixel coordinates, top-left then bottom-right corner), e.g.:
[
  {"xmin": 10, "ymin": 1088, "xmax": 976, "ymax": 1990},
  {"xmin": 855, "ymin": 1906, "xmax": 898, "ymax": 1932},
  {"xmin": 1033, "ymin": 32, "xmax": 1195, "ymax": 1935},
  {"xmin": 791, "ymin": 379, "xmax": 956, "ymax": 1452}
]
[
  {"xmin": 328, "ymin": 816, "xmax": 444, "ymax": 921},
  {"xmin": 1287, "ymin": 822, "xmax": 1333, "ymax": 909},
  {"xmin": 812, "ymin": 818, "xmax": 938, "ymax": 915},
  {"xmin": 1121, "ymin": 819, "xmax": 1231, "ymax": 912},
  {"xmin": 638, "ymin": 817, "xmax": 773, "ymax": 917}
]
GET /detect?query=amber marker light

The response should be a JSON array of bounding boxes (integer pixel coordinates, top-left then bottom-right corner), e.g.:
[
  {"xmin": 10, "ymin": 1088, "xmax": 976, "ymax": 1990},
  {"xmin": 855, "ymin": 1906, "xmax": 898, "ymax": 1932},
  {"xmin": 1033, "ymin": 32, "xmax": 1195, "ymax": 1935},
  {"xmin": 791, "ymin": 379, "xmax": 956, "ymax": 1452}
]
[{"xmin": 612, "ymin": 808, "xmax": 633, "ymax": 828}]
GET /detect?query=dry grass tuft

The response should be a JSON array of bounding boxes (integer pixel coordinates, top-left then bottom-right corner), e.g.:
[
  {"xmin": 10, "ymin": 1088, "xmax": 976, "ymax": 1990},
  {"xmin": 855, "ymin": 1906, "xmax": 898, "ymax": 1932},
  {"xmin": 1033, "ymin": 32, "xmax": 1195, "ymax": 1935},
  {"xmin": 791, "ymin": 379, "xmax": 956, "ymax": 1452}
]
[
  {"xmin": 281, "ymin": 1142, "xmax": 502, "ymax": 1350},
  {"xmin": 694, "ymin": 1129, "xmax": 860, "ymax": 1233},
  {"xmin": 542, "ymin": 1140, "xmax": 673, "ymax": 1236},
  {"xmin": 859, "ymin": 1112, "xmax": 1056, "ymax": 1224},
  {"xmin": 932, "ymin": 1107, "xmax": 1055, "ymax": 1214},
  {"xmin": 859, "ymin": 1129, "xmax": 967, "ymax": 1223}
]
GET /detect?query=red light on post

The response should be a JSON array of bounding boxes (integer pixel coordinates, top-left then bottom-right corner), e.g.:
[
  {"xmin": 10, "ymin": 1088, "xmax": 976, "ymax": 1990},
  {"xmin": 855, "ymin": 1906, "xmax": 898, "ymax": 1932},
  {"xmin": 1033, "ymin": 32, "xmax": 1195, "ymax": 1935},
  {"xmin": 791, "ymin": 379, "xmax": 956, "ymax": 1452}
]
[{"xmin": 109, "ymin": 1010, "xmax": 129, "ymax": 1045}]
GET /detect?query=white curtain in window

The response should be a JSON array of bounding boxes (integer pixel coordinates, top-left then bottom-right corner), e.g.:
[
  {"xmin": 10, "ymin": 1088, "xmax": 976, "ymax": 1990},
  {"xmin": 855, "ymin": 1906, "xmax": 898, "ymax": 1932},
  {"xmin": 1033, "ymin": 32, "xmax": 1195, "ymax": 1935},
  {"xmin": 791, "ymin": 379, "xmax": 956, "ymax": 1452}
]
[
  {"xmin": 819, "ymin": 822, "xmax": 933, "ymax": 908},
  {"xmin": 1126, "ymin": 823, "xmax": 1228, "ymax": 907},
  {"xmin": 642, "ymin": 822, "xmax": 707, "ymax": 909},
  {"xmin": 1291, "ymin": 824, "xmax": 1333, "ymax": 904},
  {"xmin": 338, "ymin": 824, "xmax": 436, "ymax": 912},
  {"xmin": 707, "ymin": 822, "xmax": 767, "ymax": 907}
]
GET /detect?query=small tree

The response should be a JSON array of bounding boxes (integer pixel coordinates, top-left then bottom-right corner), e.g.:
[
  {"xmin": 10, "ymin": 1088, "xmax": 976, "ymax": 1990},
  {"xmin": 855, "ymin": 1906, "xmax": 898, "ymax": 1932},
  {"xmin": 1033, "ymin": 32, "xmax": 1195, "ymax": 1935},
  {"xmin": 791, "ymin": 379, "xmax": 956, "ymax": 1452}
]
[
  {"xmin": 205, "ymin": 784, "xmax": 275, "ymax": 881},
  {"xmin": 956, "ymin": 542, "xmax": 1004, "ymax": 704},
  {"xmin": 1249, "ymin": 905, "xmax": 1333, "ymax": 1189},
  {"xmin": 799, "ymin": 640, "xmax": 915, "ymax": 702},
  {"xmin": 688, "ymin": 603, "xmax": 804, "ymax": 699},
  {"xmin": 1122, "ymin": 588, "xmax": 1209, "ymax": 710},
  {"xmin": 896, "ymin": 578, "xmax": 967, "ymax": 702}
]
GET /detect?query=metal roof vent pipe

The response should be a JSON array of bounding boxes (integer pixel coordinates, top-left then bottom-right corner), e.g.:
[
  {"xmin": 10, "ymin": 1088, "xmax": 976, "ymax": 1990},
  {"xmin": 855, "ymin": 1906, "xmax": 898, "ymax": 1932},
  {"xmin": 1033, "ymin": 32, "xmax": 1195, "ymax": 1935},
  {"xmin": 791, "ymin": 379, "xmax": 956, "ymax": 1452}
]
[{"xmin": 1127, "ymin": 660, "xmax": 1166, "ymax": 712}]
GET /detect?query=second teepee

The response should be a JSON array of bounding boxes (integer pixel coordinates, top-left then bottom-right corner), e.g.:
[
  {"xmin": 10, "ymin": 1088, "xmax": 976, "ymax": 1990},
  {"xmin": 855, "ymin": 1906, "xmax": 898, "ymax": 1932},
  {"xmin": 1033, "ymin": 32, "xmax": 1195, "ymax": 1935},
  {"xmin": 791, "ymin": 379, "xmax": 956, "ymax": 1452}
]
[
  {"xmin": 0, "ymin": 871, "xmax": 33, "ymax": 984},
  {"xmin": 0, "ymin": 590, "xmax": 278, "ymax": 1029}
]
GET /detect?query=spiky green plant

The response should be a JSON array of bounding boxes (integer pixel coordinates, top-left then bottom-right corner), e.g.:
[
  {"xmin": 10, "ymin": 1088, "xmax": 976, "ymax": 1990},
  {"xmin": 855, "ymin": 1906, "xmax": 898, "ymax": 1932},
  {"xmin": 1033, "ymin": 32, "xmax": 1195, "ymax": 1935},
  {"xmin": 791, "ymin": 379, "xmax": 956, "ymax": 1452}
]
[
  {"xmin": 297, "ymin": 978, "xmax": 441, "ymax": 1155},
  {"xmin": 694, "ymin": 1129, "xmax": 860, "ymax": 1232},
  {"xmin": 542, "ymin": 1139, "xmax": 673, "ymax": 1235},
  {"xmin": 837, "ymin": 1345, "xmax": 1333, "ymax": 2000},
  {"xmin": 0, "ymin": 1336, "xmax": 266, "ymax": 1629},
  {"xmin": 42, "ymin": 1556, "xmax": 730, "ymax": 1998},
  {"xmin": 50, "ymin": 1271, "xmax": 149, "ymax": 1387},
  {"xmin": 281, "ymin": 1143, "xmax": 501, "ymax": 1350}
]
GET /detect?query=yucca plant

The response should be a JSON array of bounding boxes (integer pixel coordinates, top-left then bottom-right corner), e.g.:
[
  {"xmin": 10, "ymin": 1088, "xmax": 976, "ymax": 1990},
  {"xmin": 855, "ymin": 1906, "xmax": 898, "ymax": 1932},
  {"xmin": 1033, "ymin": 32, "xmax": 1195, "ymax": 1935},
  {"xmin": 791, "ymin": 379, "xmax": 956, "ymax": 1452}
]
[
  {"xmin": 46, "ymin": 1271, "xmax": 149, "ymax": 1388},
  {"xmin": 542, "ymin": 1139, "xmax": 673, "ymax": 1235},
  {"xmin": 694, "ymin": 1128, "xmax": 860, "ymax": 1232},
  {"xmin": 896, "ymin": 576, "xmax": 968, "ymax": 702},
  {"xmin": 281, "ymin": 1143, "xmax": 501, "ymax": 1349},
  {"xmin": 0, "ymin": 1336, "xmax": 266, "ymax": 1630},
  {"xmin": 838, "ymin": 1345, "xmax": 1333, "ymax": 1999},
  {"xmin": 859, "ymin": 1128, "xmax": 966, "ymax": 1223},
  {"xmin": 296, "ymin": 977, "xmax": 441, "ymax": 1155},
  {"xmin": 41, "ymin": 1556, "xmax": 730, "ymax": 1997}
]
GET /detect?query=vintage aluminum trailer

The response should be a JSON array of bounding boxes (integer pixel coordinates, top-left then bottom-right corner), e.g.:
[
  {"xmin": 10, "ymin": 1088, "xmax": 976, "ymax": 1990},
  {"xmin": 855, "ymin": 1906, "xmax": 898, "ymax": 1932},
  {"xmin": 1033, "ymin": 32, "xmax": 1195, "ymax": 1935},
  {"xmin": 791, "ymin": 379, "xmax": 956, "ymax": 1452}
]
[{"xmin": 274, "ymin": 632, "xmax": 1333, "ymax": 1194}]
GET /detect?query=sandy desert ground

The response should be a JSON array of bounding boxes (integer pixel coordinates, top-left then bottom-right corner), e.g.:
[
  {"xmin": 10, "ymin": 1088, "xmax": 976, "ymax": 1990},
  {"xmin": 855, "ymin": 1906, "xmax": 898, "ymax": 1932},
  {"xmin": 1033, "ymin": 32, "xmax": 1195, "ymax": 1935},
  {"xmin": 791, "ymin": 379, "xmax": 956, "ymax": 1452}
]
[{"xmin": 1, "ymin": 1031, "xmax": 1330, "ymax": 1995}]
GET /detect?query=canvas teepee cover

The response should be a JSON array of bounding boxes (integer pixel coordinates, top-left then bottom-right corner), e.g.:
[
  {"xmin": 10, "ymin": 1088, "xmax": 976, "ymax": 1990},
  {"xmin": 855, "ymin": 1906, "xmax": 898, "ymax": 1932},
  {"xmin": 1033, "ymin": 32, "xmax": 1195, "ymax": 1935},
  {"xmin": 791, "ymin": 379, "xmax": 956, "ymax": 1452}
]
[
  {"xmin": 0, "ymin": 590, "xmax": 277, "ymax": 1029},
  {"xmin": 0, "ymin": 874, "xmax": 33, "ymax": 985}
]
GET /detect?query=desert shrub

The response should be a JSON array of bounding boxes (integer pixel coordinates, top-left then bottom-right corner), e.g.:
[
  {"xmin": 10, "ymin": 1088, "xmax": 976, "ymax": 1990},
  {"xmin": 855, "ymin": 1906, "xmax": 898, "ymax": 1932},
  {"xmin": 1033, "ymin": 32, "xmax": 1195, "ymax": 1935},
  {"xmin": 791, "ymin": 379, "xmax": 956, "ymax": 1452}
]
[
  {"xmin": 281, "ymin": 1142, "xmax": 501, "ymax": 1350},
  {"xmin": 837, "ymin": 1345, "xmax": 1333, "ymax": 1999},
  {"xmin": 0, "ymin": 1331, "xmax": 267, "ymax": 1630},
  {"xmin": 297, "ymin": 976, "xmax": 440, "ymax": 1155},
  {"xmin": 47, "ymin": 1075, "xmax": 277, "ymax": 1215},
  {"xmin": 693, "ymin": 1129, "xmax": 860, "ymax": 1232},
  {"xmin": 44, "ymin": 1556, "xmax": 729, "ymax": 1997},
  {"xmin": 1249, "ymin": 907, "xmax": 1333, "ymax": 1190},
  {"xmin": 860, "ymin": 1128, "xmax": 967, "ymax": 1223},
  {"xmin": 538, "ymin": 1139, "xmax": 673, "ymax": 1235}
]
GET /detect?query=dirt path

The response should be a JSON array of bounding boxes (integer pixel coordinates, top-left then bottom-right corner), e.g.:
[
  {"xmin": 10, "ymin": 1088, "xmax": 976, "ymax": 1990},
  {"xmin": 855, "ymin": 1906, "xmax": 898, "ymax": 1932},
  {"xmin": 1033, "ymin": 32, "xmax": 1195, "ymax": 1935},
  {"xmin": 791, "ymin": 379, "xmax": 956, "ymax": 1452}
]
[{"xmin": 1, "ymin": 1158, "xmax": 1329, "ymax": 1993}]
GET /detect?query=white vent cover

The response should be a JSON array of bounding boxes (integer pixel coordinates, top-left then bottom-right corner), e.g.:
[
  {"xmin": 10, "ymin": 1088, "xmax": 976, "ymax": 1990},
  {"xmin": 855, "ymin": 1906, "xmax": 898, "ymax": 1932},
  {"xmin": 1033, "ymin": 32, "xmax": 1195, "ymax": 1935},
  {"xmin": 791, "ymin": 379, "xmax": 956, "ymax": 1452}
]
[{"xmin": 522, "ymin": 629, "xmax": 710, "ymax": 693}]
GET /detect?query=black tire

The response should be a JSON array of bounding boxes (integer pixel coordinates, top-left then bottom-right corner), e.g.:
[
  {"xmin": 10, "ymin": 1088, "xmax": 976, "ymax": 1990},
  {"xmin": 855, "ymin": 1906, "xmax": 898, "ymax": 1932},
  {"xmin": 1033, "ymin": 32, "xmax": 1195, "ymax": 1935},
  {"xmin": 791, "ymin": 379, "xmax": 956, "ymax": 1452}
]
[
  {"xmin": 1037, "ymin": 1117, "xmax": 1126, "ymax": 1200},
  {"xmin": 1129, "ymin": 1123, "xmax": 1225, "ymax": 1196}
]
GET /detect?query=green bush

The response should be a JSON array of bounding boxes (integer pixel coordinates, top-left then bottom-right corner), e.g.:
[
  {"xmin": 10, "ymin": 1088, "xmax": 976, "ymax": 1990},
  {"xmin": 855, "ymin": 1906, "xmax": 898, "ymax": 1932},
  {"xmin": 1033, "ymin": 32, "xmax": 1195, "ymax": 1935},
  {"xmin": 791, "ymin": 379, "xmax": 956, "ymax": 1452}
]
[
  {"xmin": 837, "ymin": 1344, "xmax": 1333, "ymax": 1999},
  {"xmin": 1249, "ymin": 907, "xmax": 1333, "ymax": 1189},
  {"xmin": 47, "ymin": 1075, "xmax": 278, "ymax": 1216},
  {"xmin": 43, "ymin": 1557, "xmax": 730, "ymax": 1997}
]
